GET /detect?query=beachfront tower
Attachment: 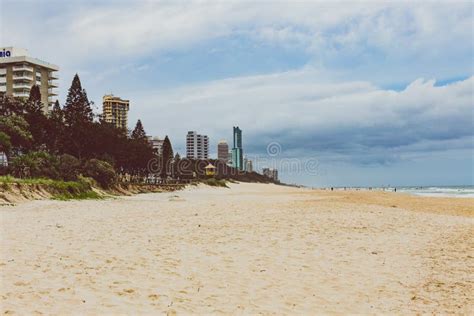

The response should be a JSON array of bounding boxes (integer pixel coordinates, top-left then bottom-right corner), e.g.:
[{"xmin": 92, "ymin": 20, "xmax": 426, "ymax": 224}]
[
  {"xmin": 102, "ymin": 94, "xmax": 130, "ymax": 130},
  {"xmin": 0, "ymin": 47, "xmax": 59, "ymax": 113},
  {"xmin": 186, "ymin": 131, "xmax": 209, "ymax": 159},
  {"xmin": 217, "ymin": 140, "xmax": 229, "ymax": 161},
  {"xmin": 232, "ymin": 126, "xmax": 243, "ymax": 170}
]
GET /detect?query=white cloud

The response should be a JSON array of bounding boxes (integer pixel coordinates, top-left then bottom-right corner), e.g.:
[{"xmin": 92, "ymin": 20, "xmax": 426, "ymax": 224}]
[
  {"xmin": 3, "ymin": 1, "xmax": 472, "ymax": 65},
  {"xmin": 126, "ymin": 69, "xmax": 473, "ymax": 164}
]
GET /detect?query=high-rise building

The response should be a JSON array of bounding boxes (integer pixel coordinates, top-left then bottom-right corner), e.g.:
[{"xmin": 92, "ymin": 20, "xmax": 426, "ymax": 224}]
[
  {"xmin": 102, "ymin": 94, "xmax": 129, "ymax": 130},
  {"xmin": 244, "ymin": 157, "xmax": 253, "ymax": 173},
  {"xmin": 148, "ymin": 136, "xmax": 164, "ymax": 156},
  {"xmin": 263, "ymin": 168, "xmax": 279, "ymax": 181},
  {"xmin": 186, "ymin": 131, "xmax": 209, "ymax": 159},
  {"xmin": 217, "ymin": 140, "xmax": 229, "ymax": 161},
  {"xmin": 232, "ymin": 126, "xmax": 243, "ymax": 170},
  {"xmin": 0, "ymin": 47, "xmax": 59, "ymax": 113}
]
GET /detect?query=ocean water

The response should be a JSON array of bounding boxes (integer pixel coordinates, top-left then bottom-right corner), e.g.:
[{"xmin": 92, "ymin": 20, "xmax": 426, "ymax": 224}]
[{"xmin": 396, "ymin": 186, "xmax": 474, "ymax": 198}]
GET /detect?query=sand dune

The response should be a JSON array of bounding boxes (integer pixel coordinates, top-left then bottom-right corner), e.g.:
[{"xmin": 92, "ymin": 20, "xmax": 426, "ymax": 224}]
[{"xmin": 1, "ymin": 183, "xmax": 473, "ymax": 314}]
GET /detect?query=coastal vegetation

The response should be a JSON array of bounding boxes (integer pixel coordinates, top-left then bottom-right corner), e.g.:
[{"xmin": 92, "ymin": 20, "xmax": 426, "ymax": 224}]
[
  {"xmin": 0, "ymin": 74, "xmax": 157, "ymax": 193},
  {"xmin": 0, "ymin": 74, "xmax": 277, "ymax": 200},
  {"xmin": 0, "ymin": 175, "xmax": 100, "ymax": 200}
]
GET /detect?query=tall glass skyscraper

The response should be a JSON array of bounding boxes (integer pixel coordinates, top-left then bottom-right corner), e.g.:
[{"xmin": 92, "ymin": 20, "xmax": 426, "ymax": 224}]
[{"xmin": 232, "ymin": 126, "xmax": 243, "ymax": 170}]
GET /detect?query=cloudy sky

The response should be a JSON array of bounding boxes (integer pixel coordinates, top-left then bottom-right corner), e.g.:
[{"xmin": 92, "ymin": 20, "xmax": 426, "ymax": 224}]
[{"xmin": 1, "ymin": 0, "xmax": 473, "ymax": 187}]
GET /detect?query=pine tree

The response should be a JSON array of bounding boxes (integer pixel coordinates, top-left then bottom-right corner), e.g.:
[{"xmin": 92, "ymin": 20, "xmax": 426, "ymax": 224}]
[
  {"xmin": 131, "ymin": 119, "xmax": 147, "ymax": 141},
  {"xmin": 62, "ymin": 74, "xmax": 94, "ymax": 159},
  {"xmin": 63, "ymin": 74, "xmax": 93, "ymax": 126},
  {"xmin": 160, "ymin": 136, "xmax": 173, "ymax": 178},
  {"xmin": 26, "ymin": 85, "xmax": 43, "ymax": 114},
  {"xmin": 24, "ymin": 85, "xmax": 48, "ymax": 149},
  {"xmin": 50, "ymin": 100, "xmax": 63, "ymax": 122},
  {"xmin": 46, "ymin": 100, "xmax": 64, "ymax": 153},
  {"xmin": 173, "ymin": 152, "xmax": 181, "ymax": 179}
]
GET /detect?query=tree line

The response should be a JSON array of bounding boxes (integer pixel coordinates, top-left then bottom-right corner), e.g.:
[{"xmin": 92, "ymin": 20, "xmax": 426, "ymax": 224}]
[{"xmin": 0, "ymin": 74, "xmax": 174, "ymax": 187}]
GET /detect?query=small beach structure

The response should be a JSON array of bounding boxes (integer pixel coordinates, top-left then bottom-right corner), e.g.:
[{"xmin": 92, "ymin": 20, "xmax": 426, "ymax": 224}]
[{"xmin": 204, "ymin": 163, "xmax": 216, "ymax": 176}]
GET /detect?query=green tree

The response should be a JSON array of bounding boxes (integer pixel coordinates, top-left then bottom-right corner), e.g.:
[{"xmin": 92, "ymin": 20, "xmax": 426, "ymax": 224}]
[
  {"xmin": 160, "ymin": 135, "xmax": 173, "ymax": 178},
  {"xmin": 62, "ymin": 74, "xmax": 94, "ymax": 159},
  {"xmin": 173, "ymin": 152, "xmax": 181, "ymax": 179},
  {"xmin": 45, "ymin": 100, "xmax": 65, "ymax": 153},
  {"xmin": 131, "ymin": 119, "xmax": 147, "ymax": 141},
  {"xmin": 63, "ymin": 74, "xmax": 93, "ymax": 125},
  {"xmin": 50, "ymin": 100, "xmax": 63, "ymax": 122},
  {"xmin": 0, "ymin": 115, "xmax": 32, "ymax": 158},
  {"xmin": 0, "ymin": 92, "xmax": 23, "ymax": 116},
  {"xmin": 24, "ymin": 85, "xmax": 48, "ymax": 150},
  {"xmin": 0, "ymin": 132, "xmax": 11, "ymax": 155}
]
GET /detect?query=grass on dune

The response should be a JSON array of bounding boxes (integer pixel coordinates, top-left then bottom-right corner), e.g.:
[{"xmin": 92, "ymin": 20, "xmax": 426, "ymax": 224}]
[
  {"xmin": 202, "ymin": 178, "xmax": 228, "ymax": 188},
  {"xmin": 0, "ymin": 175, "xmax": 102, "ymax": 200}
]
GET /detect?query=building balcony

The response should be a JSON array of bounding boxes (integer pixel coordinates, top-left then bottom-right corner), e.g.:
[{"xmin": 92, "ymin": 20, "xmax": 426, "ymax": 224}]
[
  {"xmin": 13, "ymin": 65, "xmax": 34, "ymax": 72},
  {"xmin": 49, "ymin": 73, "xmax": 58, "ymax": 80},
  {"xmin": 13, "ymin": 91, "xmax": 30, "ymax": 98},
  {"xmin": 13, "ymin": 74, "xmax": 33, "ymax": 81},
  {"xmin": 13, "ymin": 83, "xmax": 32, "ymax": 90},
  {"xmin": 48, "ymin": 81, "xmax": 58, "ymax": 88}
]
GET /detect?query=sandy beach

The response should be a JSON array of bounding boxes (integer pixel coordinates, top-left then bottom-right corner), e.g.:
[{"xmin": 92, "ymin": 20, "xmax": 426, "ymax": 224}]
[{"xmin": 1, "ymin": 183, "xmax": 473, "ymax": 314}]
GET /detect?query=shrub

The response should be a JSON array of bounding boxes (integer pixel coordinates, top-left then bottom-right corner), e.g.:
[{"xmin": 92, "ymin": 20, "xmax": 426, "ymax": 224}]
[
  {"xmin": 58, "ymin": 154, "xmax": 81, "ymax": 181},
  {"xmin": 203, "ymin": 178, "xmax": 228, "ymax": 188},
  {"xmin": 83, "ymin": 159, "xmax": 116, "ymax": 188},
  {"xmin": 9, "ymin": 151, "xmax": 59, "ymax": 179}
]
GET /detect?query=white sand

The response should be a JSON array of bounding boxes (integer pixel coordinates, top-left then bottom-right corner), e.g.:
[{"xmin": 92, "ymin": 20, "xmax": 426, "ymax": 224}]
[{"xmin": 1, "ymin": 183, "xmax": 473, "ymax": 314}]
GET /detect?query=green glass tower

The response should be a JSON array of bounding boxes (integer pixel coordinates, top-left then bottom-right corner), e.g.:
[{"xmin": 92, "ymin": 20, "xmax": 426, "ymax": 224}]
[{"xmin": 232, "ymin": 126, "xmax": 243, "ymax": 170}]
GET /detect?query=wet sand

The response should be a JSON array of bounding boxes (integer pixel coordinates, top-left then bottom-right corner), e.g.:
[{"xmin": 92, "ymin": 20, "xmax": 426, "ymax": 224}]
[{"xmin": 1, "ymin": 183, "xmax": 473, "ymax": 314}]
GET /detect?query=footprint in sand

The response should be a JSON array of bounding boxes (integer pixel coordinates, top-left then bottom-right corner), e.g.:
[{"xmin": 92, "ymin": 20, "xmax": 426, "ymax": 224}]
[
  {"xmin": 116, "ymin": 289, "xmax": 135, "ymax": 296},
  {"xmin": 148, "ymin": 294, "xmax": 160, "ymax": 301}
]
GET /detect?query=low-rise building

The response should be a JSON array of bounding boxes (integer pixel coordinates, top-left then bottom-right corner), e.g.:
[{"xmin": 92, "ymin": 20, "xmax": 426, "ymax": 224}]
[{"xmin": 262, "ymin": 168, "xmax": 278, "ymax": 181}]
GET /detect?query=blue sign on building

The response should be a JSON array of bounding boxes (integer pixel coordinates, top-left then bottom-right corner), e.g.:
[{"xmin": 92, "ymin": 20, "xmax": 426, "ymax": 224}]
[{"xmin": 0, "ymin": 49, "xmax": 11, "ymax": 58}]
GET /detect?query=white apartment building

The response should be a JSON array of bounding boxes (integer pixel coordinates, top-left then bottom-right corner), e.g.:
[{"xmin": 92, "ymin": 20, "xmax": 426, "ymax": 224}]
[
  {"xmin": 244, "ymin": 157, "xmax": 253, "ymax": 173},
  {"xmin": 186, "ymin": 131, "xmax": 209, "ymax": 159},
  {"xmin": 0, "ymin": 47, "xmax": 59, "ymax": 113},
  {"xmin": 148, "ymin": 136, "xmax": 164, "ymax": 156}
]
